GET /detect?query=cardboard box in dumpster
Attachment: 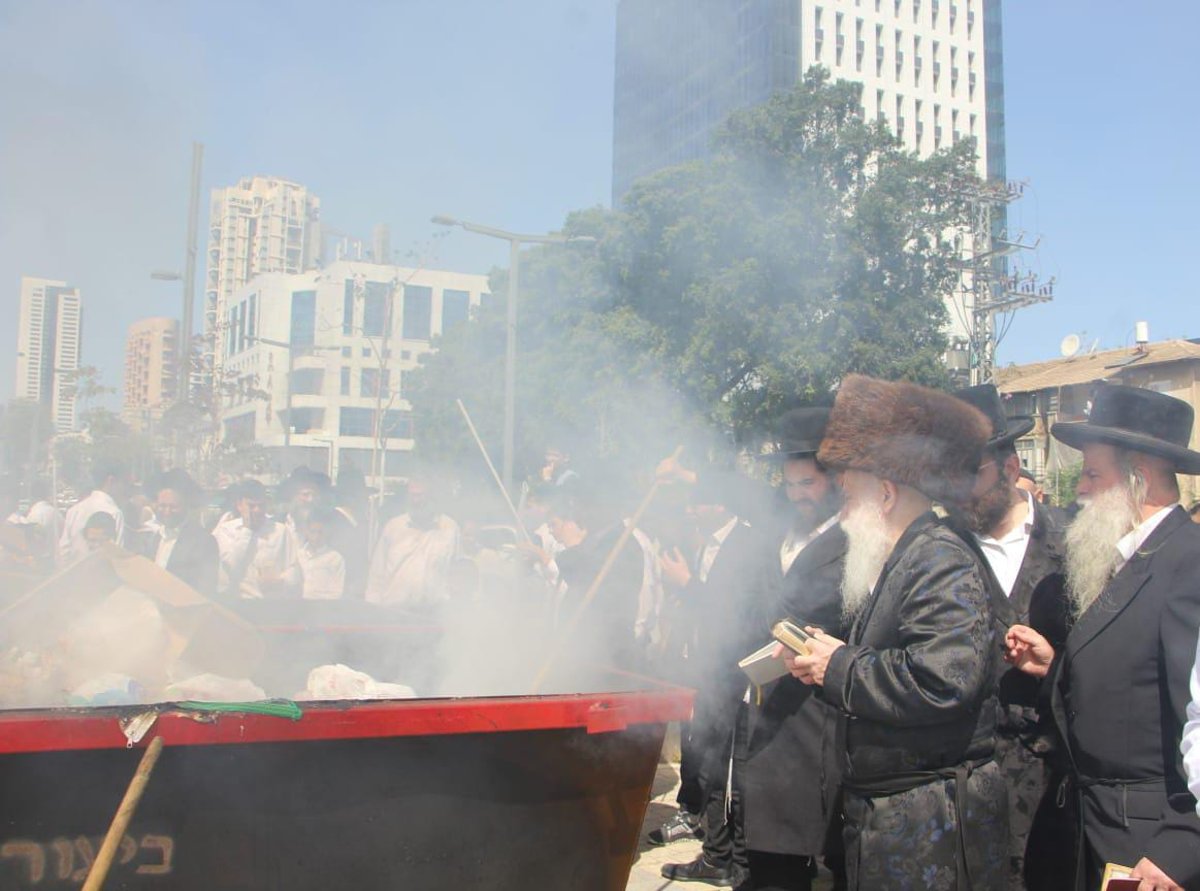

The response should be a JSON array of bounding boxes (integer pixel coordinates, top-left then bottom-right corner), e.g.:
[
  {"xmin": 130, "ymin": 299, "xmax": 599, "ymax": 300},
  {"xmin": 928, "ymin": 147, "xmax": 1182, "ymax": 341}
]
[{"xmin": 0, "ymin": 546, "xmax": 264, "ymax": 705}]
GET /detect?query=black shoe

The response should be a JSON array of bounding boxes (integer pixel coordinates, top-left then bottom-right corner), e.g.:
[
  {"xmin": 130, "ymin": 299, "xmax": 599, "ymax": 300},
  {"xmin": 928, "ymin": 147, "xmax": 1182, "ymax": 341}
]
[
  {"xmin": 661, "ymin": 855, "xmax": 737, "ymax": 886},
  {"xmin": 648, "ymin": 809, "xmax": 704, "ymax": 846}
]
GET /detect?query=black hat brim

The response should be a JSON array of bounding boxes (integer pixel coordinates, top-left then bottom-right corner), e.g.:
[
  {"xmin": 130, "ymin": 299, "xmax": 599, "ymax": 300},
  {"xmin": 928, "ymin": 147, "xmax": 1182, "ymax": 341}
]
[
  {"xmin": 986, "ymin": 416, "xmax": 1036, "ymax": 449},
  {"xmin": 765, "ymin": 441, "xmax": 823, "ymax": 462},
  {"xmin": 1051, "ymin": 422, "xmax": 1200, "ymax": 475}
]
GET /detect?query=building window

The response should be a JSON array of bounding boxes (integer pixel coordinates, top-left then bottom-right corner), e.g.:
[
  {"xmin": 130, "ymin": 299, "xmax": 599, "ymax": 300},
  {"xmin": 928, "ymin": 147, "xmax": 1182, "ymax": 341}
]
[
  {"xmin": 402, "ymin": 285, "xmax": 433, "ymax": 340},
  {"xmin": 361, "ymin": 367, "xmax": 390, "ymax": 398},
  {"xmin": 815, "ymin": 6, "xmax": 824, "ymax": 60},
  {"xmin": 875, "ymin": 24, "xmax": 885, "ymax": 74},
  {"xmin": 442, "ymin": 289, "xmax": 471, "ymax": 332},
  {"xmin": 835, "ymin": 12, "xmax": 845, "ymax": 66},
  {"xmin": 931, "ymin": 0, "xmax": 939, "ymax": 25},
  {"xmin": 290, "ymin": 290, "xmax": 316, "ymax": 348},
  {"xmin": 340, "ymin": 366, "xmax": 351, "ymax": 396},
  {"xmin": 912, "ymin": 0, "xmax": 920, "ymax": 23},
  {"xmin": 290, "ymin": 367, "xmax": 324, "ymax": 396},
  {"xmin": 342, "ymin": 280, "xmax": 355, "ymax": 335},
  {"xmin": 952, "ymin": 108, "xmax": 960, "ymax": 141},
  {"xmin": 341, "ymin": 346, "xmax": 352, "ymax": 358},
  {"xmin": 876, "ymin": 88, "xmax": 886, "ymax": 124},
  {"xmin": 933, "ymin": 104, "xmax": 942, "ymax": 148},
  {"xmin": 913, "ymin": 35, "xmax": 921, "ymax": 86},
  {"xmin": 895, "ymin": 94, "xmax": 905, "ymax": 140},
  {"xmin": 362, "ymin": 281, "xmax": 391, "ymax": 338},
  {"xmin": 339, "ymin": 407, "xmax": 412, "ymax": 439},
  {"xmin": 894, "ymin": 29, "xmax": 904, "ymax": 76},
  {"xmin": 915, "ymin": 98, "xmax": 924, "ymax": 146},
  {"xmin": 949, "ymin": 1, "xmax": 957, "ymax": 31},
  {"xmin": 283, "ymin": 407, "xmax": 325, "ymax": 436},
  {"xmin": 855, "ymin": 18, "xmax": 864, "ymax": 71},
  {"xmin": 246, "ymin": 293, "xmax": 257, "ymax": 343},
  {"xmin": 932, "ymin": 40, "xmax": 940, "ymax": 89}
]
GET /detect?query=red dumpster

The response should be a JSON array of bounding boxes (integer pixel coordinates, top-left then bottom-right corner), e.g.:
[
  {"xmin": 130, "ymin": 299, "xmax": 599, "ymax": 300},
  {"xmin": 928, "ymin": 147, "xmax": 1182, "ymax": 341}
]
[{"xmin": 0, "ymin": 681, "xmax": 692, "ymax": 890}]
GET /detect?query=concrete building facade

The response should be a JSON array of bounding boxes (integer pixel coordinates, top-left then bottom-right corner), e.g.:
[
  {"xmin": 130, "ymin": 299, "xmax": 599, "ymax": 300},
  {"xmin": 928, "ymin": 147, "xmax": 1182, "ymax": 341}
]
[
  {"xmin": 996, "ymin": 338, "xmax": 1200, "ymax": 507},
  {"xmin": 218, "ymin": 260, "xmax": 488, "ymax": 483},
  {"xmin": 122, "ymin": 317, "xmax": 179, "ymax": 432},
  {"xmin": 14, "ymin": 276, "xmax": 82, "ymax": 433},
  {"xmin": 204, "ymin": 176, "xmax": 321, "ymax": 371}
]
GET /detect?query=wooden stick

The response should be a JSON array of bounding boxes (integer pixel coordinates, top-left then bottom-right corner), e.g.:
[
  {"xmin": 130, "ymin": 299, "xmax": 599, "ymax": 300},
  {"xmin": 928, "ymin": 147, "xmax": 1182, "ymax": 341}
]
[
  {"xmin": 82, "ymin": 735, "xmax": 165, "ymax": 891},
  {"xmin": 456, "ymin": 398, "xmax": 533, "ymax": 544},
  {"xmin": 530, "ymin": 445, "xmax": 683, "ymax": 692}
]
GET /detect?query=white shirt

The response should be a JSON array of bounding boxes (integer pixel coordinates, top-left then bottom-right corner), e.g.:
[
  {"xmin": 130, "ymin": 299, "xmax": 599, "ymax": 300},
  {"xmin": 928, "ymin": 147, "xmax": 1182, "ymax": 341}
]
[
  {"xmin": 155, "ymin": 525, "xmax": 180, "ymax": 569},
  {"xmin": 630, "ymin": 525, "xmax": 664, "ymax": 642},
  {"xmin": 59, "ymin": 489, "xmax": 125, "ymax": 564},
  {"xmin": 1181, "ymin": 631, "xmax": 1200, "ymax": 814},
  {"xmin": 212, "ymin": 514, "xmax": 302, "ymax": 599},
  {"xmin": 975, "ymin": 491, "xmax": 1037, "ymax": 598},
  {"xmin": 365, "ymin": 513, "xmax": 460, "ymax": 607},
  {"xmin": 299, "ymin": 544, "xmax": 346, "ymax": 600},
  {"xmin": 699, "ymin": 516, "xmax": 741, "ymax": 583},
  {"xmin": 1115, "ymin": 503, "xmax": 1179, "ymax": 572},
  {"xmin": 780, "ymin": 514, "xmax": 839, "ymax": 575},
  {"xmin": 24, "ymin": 500, "xmax": 62, "ymax": 563}
]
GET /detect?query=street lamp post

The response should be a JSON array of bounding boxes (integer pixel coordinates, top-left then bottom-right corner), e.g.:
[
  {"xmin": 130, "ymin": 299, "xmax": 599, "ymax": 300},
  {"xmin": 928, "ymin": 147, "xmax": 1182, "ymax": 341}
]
[{"xmin": 431, "ymin": 215, "xmax": 595, "ymax": 493}]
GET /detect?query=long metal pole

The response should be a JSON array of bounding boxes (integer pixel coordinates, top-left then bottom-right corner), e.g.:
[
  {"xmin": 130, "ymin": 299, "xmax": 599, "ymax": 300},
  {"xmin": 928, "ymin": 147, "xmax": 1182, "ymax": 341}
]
[
  {"xmin": 503, "ymin": 238, "xmax": 520, "ymax": 494},
  {"xmin": 456, "ymin": 398, "xmax": 531, "ymax": 544},
  {"xmin": 180, "ymin": 142, "xmax": 203, "ymax": 405}
]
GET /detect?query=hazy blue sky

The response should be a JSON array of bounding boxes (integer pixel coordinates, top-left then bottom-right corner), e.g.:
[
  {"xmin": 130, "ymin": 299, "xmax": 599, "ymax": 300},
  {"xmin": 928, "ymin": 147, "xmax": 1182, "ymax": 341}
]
[{"xmin": 2, "ymin": 1, "xmax": 1196, "ymax": 403}]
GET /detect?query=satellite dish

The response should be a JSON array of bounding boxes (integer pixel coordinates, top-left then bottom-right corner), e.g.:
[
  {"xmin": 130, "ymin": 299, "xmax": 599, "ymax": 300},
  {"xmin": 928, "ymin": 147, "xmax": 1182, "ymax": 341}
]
[{"xmin": 1060, "ymin": 333, "xmax": 1081, "ymax": 357}]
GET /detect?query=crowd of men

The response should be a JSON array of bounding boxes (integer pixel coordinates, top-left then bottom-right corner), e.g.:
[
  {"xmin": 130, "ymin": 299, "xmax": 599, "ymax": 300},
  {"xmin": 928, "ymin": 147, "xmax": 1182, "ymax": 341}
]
[
  {"xmin": 636, "ymin": 379, "xmax": 1200, "ymax": 891},
  {"xmin": 5, "ymin": 375, "xmax": 1200, "ymax": 891}
]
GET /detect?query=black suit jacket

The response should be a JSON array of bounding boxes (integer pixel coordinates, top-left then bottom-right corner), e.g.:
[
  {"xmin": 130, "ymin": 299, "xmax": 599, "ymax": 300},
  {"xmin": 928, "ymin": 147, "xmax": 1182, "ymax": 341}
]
[
  {"xmin": 682, "ymin": 521, "xmax": 769, "ymax": 760},
  {"xmin": 134, "ymin": 521, "xmax": 219, "ymax": 598},
  {"xmin": 1050, "ymin": 506, "xmax": 1200, "ymax": 888},
  {"xmin": 741, "ymin": 520, "xmax": 847, "ymax": 856}
]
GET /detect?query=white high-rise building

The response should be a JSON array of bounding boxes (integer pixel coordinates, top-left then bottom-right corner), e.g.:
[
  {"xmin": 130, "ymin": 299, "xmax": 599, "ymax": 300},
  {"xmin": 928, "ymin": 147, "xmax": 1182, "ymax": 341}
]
[
  {"xmin": 14, "ymin": 276, "xmax": 83, "ymax": 432},
  {"xmin": 612, "ymin": 0, "xmax": 1005, "ymax": 350},
  {"xmin": 204, "ymin": 176, "xmax": 322, "ymax": 366},
  {"xmin": 613, "ymin": 0, "xmax": 1003, "ymax": 197},
  {"xmin": 218, "ymin": 260, "xmax": 488, "ymax": 483},
  {"xmin": 122, "ymin": 317, "xmax": 179, "ymax": 432}
]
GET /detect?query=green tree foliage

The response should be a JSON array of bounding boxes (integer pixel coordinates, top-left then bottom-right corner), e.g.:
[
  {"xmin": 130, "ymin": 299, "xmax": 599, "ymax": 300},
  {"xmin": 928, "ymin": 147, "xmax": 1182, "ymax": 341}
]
[{"xmin": 408, "ymin": 69, "xmax": 980, "ymax": 477}]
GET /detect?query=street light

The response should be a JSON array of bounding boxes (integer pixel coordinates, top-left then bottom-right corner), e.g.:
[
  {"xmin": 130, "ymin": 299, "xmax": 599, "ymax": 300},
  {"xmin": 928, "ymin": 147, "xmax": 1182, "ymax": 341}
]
[{"xmin": 431, "ymin": 214, "xmax": 596, "ymax": 493}]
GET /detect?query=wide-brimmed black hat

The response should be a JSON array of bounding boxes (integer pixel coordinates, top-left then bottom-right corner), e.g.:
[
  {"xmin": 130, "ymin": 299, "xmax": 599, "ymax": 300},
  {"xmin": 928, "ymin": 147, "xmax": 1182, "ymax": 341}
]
[
  {"xmin": 953, "ymin": 384, "xmax": 1034, "ymax": 449},
  {"xmin": 1052, "ymin": 383, "xmax": 1200, "ymax": 475},
  {"xmin": 770, "ymin": 407, "xmax": 831, "ymax": 459}
]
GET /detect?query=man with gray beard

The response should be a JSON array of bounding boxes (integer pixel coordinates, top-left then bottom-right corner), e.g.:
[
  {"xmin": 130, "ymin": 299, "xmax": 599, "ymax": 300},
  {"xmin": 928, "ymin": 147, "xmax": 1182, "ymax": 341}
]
[
  {"xmin": 1006, "ymin": 384, "xmax": 1200, "ymax": 891},
  {"xmin": 784, "ymin": 375, "xmax": 1008, "ymax": 891}
]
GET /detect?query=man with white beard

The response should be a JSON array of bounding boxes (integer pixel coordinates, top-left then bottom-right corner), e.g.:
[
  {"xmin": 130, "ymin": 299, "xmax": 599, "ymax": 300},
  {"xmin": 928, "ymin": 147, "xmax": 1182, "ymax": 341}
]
[
  {"xmin": 784, "ymin": 374, "xmax": 1008, "ymax": 891},
  {"xmin": 1005, "ymin": 384, "xmax": 1200, "ymax": 891}
]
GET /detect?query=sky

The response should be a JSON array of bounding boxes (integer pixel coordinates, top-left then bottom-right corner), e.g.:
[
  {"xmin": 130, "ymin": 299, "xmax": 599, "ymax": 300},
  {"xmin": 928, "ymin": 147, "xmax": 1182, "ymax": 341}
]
[{"xmin": 1, "ymin": 0, "xmax": 1197, "ymax": 405}]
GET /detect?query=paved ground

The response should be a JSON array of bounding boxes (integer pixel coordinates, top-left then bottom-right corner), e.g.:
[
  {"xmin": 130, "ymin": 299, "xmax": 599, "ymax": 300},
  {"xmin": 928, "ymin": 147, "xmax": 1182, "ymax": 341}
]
[{"xmin": 627, "ymin": 760, "xmax": 834, "ymax": 890}]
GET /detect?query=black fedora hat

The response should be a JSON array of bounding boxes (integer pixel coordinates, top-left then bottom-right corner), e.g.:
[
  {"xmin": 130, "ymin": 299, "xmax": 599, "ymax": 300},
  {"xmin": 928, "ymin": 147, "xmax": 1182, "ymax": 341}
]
[
  {"xmin": 770, "ymin": 407, "xmax": 831, "ymax": 459},
  {"xmin": 953, "ymin": 384, "xmax": 1034, "ymax": 449},
  {"xmin": 1051, "ymin": 383, "xmax": 1200, "ymax": 475}
]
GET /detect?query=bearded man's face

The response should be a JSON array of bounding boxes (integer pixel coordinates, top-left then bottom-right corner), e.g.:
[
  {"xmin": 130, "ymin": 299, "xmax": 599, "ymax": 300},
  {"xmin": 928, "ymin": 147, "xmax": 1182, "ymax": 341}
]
[
  {"xmin": 837, "ymin": 470, "xmax": 894, "ymax": 622},
  {"xmin": 1064, "ymin": 444, "xmax": 1144, "ymax": 618},
  {"xmin": 963, "ymin": 454, "xmax": 1018, "ymax": 536}
]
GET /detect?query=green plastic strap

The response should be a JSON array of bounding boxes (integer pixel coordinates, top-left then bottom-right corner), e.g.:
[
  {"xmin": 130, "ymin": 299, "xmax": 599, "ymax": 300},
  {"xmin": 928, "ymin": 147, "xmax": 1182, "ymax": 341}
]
[{"xmin": 175, "ymin": 699, "xmax": 304, "ymax": 721}]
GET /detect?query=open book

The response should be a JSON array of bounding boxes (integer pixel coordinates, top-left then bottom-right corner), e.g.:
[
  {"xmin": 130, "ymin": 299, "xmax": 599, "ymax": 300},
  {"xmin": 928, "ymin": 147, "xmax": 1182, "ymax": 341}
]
[{"xmin": 738, "ymin": 641, "xmax": 791, "ymax": 687}]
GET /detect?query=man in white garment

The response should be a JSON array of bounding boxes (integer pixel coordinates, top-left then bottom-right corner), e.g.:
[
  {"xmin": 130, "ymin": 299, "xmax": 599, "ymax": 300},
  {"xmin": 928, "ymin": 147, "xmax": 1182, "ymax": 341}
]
[
  {"xmin": 213, "ymin": 479, "xmax": 301, "ymax": 599},
  {"xmin": 365, "ymin": 477, "xmax": 459, "ymax": 608},
  {"xmin": 60, "ymin": 464, "xmax": 129, "ymax": 564}
]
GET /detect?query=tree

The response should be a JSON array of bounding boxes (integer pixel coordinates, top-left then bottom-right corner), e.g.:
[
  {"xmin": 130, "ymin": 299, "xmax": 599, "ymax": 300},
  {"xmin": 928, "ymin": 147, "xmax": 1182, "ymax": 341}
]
[{"xmin": 408, "ymin": 68, "xmax": 981, "ymax": 480}]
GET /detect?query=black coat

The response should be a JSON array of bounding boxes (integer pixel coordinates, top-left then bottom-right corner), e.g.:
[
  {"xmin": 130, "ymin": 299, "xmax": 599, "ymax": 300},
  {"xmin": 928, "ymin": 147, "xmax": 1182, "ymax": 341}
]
[
  {"xmin": 822, "ymin": 513, "xmax": 1009, "ymax": 887},
  {"xmin": 740, "ymin": 520, "xmax": 847, "ymax": 856},
  {"xmin": 556, "ymin": 522, "xmax": 644, "ymax": 673},
  {"xmin": 1049, "ymin": 506, "xmax": 1200, "ymax": 889},
  {"xmin": 133, "ymin": 521, "xmax": 219, "ymax": 598},
  {"xmin": 682, "ymin": 520, "xmax": 770, "ymax": 765}
]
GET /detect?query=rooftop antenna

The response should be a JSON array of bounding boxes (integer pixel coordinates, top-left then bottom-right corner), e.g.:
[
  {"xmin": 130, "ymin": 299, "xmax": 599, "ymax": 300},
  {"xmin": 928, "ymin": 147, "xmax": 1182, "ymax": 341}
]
[{"xmin": 1059, "ymin": 333, "xmax": 1081, "ymax": 358}]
